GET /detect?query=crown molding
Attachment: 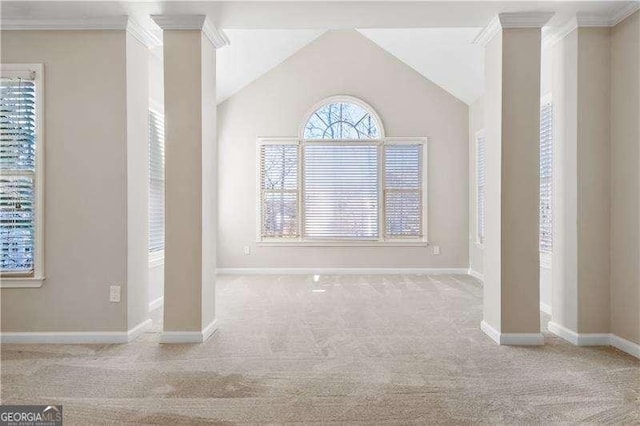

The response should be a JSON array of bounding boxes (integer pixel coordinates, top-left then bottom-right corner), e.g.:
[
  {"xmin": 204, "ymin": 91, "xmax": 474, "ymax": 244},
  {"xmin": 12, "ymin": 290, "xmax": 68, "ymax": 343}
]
[
  {"xmin": 0, "ymin": 16, "xmax": 129, "ymax": 30},
  {"xmin": 498, "ymin": 12, "xmax": 554, "ymax": 29},
  {"xmin": 473, "ymin": 16, "xmax": 501, "ymax": 47},
  {"xmin": 126, "ymin": 19, "xmax": 162, "ymax": 48},
  {"xmin": 150, "ymin": 14, "xmax": 229, "ymax": 49},
  {"xmin": 610, "ymin": 1, "xmax": 640, "ymax": 26}
]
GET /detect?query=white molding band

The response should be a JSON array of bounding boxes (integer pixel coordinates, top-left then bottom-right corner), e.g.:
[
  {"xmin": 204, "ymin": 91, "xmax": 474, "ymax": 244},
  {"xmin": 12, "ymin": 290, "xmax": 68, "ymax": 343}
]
[
  {"xmin": 160, "ymin": 319, "xmax": 218, "ymax": 344},
  {"xmin": 468, "ymin": 269, "xmax": 484, "ymax": 281},
  {"xmin": 0, "ymin": 319, "xmax": 151, "ymax": 344},
  {"xmin": 610, "ymin": 1, "xmax": 640, "ymax": 26},
  {"xmin": 548, "ymin": 322, "xmax": 640, "ymax": 359},
  {"xmin": 150, "ymin": 14, "xmax": 229, "ymax": 49},
  {"xmin": 216, "ymin": 268, "xmax": 469, "ymax": 275},
  {"xmin": 481, "ymin": 321, "xmax": 545, "ymax": 346},
  {"xmin": 0, "ymin": 16, "xmax": 161, "ymax": 48},
  {"xmin": 474, "ymin": 12, "xmax": 554, "ymax": 46}
]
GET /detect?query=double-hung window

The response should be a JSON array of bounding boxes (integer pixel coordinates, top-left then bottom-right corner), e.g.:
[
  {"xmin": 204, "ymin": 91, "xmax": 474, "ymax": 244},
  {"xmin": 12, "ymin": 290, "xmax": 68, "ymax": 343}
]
[
  {"xmin": 0, "ymin": 64, "xmax": 44, "ymax": 286},
  {"xmin": 258, "ymin": 97, "xmax": 427, "ymax": 244}
]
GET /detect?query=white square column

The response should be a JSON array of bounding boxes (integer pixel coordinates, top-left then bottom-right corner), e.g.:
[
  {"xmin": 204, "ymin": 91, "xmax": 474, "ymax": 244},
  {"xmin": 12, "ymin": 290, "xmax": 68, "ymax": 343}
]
[
  {"xmin": 478, "ymin": 12, "xmax": 553, "ymax": 345},
  {"xmin": 151, "ymin": 15, "xmax": 228, "ymax": 343}
]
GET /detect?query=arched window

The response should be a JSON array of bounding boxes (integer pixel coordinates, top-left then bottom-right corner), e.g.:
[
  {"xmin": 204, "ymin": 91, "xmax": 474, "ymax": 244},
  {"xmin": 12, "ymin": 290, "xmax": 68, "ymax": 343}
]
[
  {"xmin": 302, "ymin": 97, "xmax": 384, "ymax": 140},
  {"xmin": 258, "ymin": 96, "xmax": 426, "ymax": 243}
]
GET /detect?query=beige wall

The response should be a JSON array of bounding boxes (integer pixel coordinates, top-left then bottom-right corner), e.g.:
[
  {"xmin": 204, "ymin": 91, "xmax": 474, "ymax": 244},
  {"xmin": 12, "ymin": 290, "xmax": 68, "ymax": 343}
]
[
  {"xmin": 217, "ymin": 30, "xmax": 469, "ymax": 269},
  {"xmin": 610, "ymin": 11, "xmax": 640, "ymax": 345},
  {"xmin": 0, "ymin": 30, "xmax": 148, "ymax": 332}
]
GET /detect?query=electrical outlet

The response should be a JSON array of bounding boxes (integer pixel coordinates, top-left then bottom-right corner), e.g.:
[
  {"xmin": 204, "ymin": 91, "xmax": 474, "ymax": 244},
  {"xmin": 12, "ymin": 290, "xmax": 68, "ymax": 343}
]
[
  {"xmin": 109, "ymin": 285, "xmax": 121, "ymax": 302},
  {"xmin": 432, "ymin": 245, "xmax": 441, "ymax": 255},
  {"xmin": 243, "ymin": 245, "xmax": 251, "ymax": 255}
]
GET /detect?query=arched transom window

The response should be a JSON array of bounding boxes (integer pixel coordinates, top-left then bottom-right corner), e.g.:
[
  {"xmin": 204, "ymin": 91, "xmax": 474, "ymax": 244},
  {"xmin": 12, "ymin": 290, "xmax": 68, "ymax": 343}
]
[
  {"xmin": 258, "ymin": 96, "xmax": 426, "ymax": 244},
  {"xmin": 303, "ymin": 98, "xmax": 383, "ymax": 140}
]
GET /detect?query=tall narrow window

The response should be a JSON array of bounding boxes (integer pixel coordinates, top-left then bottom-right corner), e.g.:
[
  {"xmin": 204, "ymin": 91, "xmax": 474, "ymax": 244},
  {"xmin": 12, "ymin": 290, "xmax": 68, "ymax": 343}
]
[
  {"xmin": 476, "ymin": 131, "xmax": 486, "ymax": 244},
  {"xmin": 149, "ymin": 109, "xmax": 165, "ymax": 254},
  {"xmin": 260, "ymin": 142, "xmax": 299, "ymax": 238},
  {"xmin": 384, "ymin": 144, "xmax": 423, "ymax": 238},
  {"xmin": 540, "ymin": 100, "xmax": 553, "ymax": 253},
  {"xmin": 0, "ymin": 64, "xmax": 43, "ymax": 282}
]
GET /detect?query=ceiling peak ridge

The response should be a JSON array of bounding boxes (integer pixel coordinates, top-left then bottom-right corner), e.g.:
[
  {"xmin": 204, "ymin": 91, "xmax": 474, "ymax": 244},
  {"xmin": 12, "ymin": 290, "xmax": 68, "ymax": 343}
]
[{"xmin": 151, "ymin": 15, "xmax": 229, "ymax": 49}]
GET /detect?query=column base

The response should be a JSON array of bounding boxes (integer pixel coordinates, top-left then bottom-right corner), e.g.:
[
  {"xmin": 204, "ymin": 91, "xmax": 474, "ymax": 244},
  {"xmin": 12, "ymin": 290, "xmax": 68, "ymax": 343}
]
[
  {"xmin": 160, "ymin": 319, "xmax": 218, "ymax": 344},
  {"xmin": 481, "ymin": 320, "xmax": 544, "ymax": 346}
]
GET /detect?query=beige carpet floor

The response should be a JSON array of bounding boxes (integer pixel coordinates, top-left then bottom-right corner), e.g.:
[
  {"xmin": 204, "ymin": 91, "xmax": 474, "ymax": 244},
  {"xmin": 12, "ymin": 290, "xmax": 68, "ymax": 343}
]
[{"xmin": 1, "ymin": 274, "xmax": 638, "ymax": 424}]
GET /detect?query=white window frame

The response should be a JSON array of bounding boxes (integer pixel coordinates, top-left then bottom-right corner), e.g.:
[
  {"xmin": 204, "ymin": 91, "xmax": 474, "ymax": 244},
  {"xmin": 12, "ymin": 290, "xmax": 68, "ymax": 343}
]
[
  {"xmin": 475, "ymin": 129, "xmax": 486, "ymax": 247},
  {"xmin": 148, "ymin": 101, "xmax": 165, "ymax": 268},
  {"xmin": 256, "ymin": 135, "xmax": 428, "ymax": 247},
  {"xmin": 539, "ymin": 93, "xmax": 553, "ymax": 264},
  {"xmin": 0, "ymin": 64, "xmax": 45, "ymax": 288}
]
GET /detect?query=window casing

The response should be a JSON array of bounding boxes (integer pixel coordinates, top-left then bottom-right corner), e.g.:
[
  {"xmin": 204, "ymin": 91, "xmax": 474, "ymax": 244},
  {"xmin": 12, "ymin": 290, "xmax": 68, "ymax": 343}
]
[
  {"xmin": 540, "ymin": 98, "xmax": 553, "ymax": 254},
  {"xmin": 258, "ymin": 97, "xmax": 427, "ymax": 245},
  {"xmin": 0, "ymin": 64, "xmax": 44, "ymax": 287}
]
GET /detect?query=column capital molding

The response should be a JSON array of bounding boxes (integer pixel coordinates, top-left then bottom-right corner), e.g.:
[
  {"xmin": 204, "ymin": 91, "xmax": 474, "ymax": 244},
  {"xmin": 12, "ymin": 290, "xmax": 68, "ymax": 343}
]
[
  {"xmin": 150, "ymin": 14, "xmax": 229, "ymax": 49},
  {"xmin": 474, "ymin": 12, "xmax": 554, "ymax": 47}
]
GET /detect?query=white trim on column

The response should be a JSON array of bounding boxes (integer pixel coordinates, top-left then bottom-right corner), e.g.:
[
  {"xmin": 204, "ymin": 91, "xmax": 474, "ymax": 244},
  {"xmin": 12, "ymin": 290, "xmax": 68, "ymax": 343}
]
[
  {"xmin": 468, "ymin": 269, "xmax": 484, "ymax": 281},
  {"xmin": 540, "ymin": 302, "xmax": 552, "ymax": 315},
  {"xmin": 216, "ymin": 268, "xmax": 469, "ymax": 275},
  {"xmin": 150, "ymin": 14, "xmax": 229, "ymax": 49},
  {"xmin": 548, "ymin": 322, "xmax": 640, "ymax": 359},
  {"xmin": 159, "ymin": 319, "xmax": 218, "ymax": 344},
  {"xmin": 126, "ymin": 19, "xmax": 162, "ymax": 48},
  {"xmin": 149, "ymin": 296, "xmax": 164, "ymax": 311},
  {"xmin": 473, "ymin": 16, "xmax": 501, "ymax": 46},
  {"xmin": 480, "ymin": 321, "xmax": 545, "ymax": 346},
  {"xmin": 610, "ymin": 2, "xmax": 640, "ymax": 26},
  {"xmin": 498, "ymin": 12, "xmax": 555, "ymax": 28},
  {"xmin": 0, "ymin": 319, "xmax": 151, "ymax": 344}
]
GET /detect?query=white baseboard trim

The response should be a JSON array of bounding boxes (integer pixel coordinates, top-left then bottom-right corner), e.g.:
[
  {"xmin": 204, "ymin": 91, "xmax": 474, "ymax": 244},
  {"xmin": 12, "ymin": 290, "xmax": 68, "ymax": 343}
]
[
  {"xmin": 0, "ymin": 319, "xmax": 152, "ymax": 344},
  {"xmin": 548, "ymin": 322, "xmax": 640, "ymax": 358},
  {"xmin": 481, "ymin": 320, "xmax": 544, "ymax": 346},
  {"xmin": 468, "ymin": 269, "xmax": 484, "ymax": 281},
  {"xmin": 148, "ymin": 296, "xmax": 164, "ymax": 311},
  {"xmin": 160, "ymin": 319, "xmax": 218, "ymax": 344},
  {"xmin": 539, "ymin": 302, "xmax": 552, "ymax": 315},
  {"xmin": 216, "ymin": 267, "xmax": 469, "ymax": 275},
  {"xmin": 610, "ymin": 334, "xmax": 640, "ymax": 359}
]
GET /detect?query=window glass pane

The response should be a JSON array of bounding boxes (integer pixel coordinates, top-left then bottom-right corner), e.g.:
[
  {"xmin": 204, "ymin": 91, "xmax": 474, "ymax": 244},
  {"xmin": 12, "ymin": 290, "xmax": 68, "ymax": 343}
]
[
  {"xmin": 1, "ymin": 77, "xmax": 36, "ymax": 274},
  {"xmin": 261, "ymin": 144, "xmax": 298, "ymax": 238},
  {"xmin": 384, "ymin": 144, "xmax": 422, "ymax": 238},
  {"xmin": 0, "ymin": 177, "xmax": 34, "ymax": 273},
  {"xmin": 304, "ymin": 144, "xmax": 378, "ymax": 238},
  {"xmin": 540, "ymin": 102, "xmax": 553, "ymax": 253},
  {"xmin": 304, "ymin": 102, "xmax": 380, "ymax": 139},
  {"xmin": 476, "ymin": 133, "xmax": 486, "ymax": 243},
  {"xmin": 149, "ymin": 110, "xmax": 165, "ymax": 253}
]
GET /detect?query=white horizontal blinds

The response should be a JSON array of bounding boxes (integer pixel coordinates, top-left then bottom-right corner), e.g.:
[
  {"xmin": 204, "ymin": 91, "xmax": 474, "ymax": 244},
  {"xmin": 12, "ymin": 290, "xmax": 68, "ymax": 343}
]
[
  {"xmin": 384, "ymin": 144, "xmax": 422, "ymax": 238},
  {"xmin": 540, "ymin": 102, "xmax": 553, "ymax": 253},
  {"xmin": 260, "ymin": 144, "xmax": 299, "ymax": 238},
  {"xmin": 304, "ymin": 143, "xmax": 378, "ymax": 239},
  {"xmin": 0, "ymin": 77, "xmax": 36, "ymax": 274},
  {"xmin": 149, "ymin": 109, "xmax": 165, "ymax": 253},
  {"xmin": 476, "ymin": 132, "xmax": 486, "ymax": 244}
]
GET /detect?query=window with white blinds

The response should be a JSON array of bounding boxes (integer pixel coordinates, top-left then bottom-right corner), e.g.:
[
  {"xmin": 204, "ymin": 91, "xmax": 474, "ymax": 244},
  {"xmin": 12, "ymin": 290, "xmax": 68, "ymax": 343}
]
[
  {"xmin": 260, "ymin": 142, "xmax": 299, "ymax": 238},
  {"xmin": 540, "ymin": 100, "xmax": 553, "ymax": 253},
  {"xmin": 476, "ymin": 131, "xmax": 486, "ymax": 244},
  {"xmin": 384, "ymin": 144, "xmax": 423, "ymax": 238},
  {"xmin": 149, "ymin": 109, "xmax": 165, "ymax": 253},
  {"xmin": 304, "ymin": 143, "xmax": 379, "ymax": 239},
  {"xmin": 0, "ymin": 65, "xmax": 43, "ymax": 278},
  {"xmin": 258, "ymin": 98, "xmax": 426, "ymax": 244}
]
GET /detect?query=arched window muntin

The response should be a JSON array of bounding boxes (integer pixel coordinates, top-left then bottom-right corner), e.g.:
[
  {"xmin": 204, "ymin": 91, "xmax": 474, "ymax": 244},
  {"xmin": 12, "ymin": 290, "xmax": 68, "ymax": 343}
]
[{"xmin": 299, "ymin": 95, "xmax": 385, "ymax": 141}]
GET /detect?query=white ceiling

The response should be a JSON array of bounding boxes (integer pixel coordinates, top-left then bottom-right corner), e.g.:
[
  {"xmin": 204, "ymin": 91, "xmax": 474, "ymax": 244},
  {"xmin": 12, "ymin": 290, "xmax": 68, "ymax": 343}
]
[
  {"xmin": 217, "ymin": 29, "xmax": 325, "ymax": 103},
  {"xmin": 358, "ymin": 28, "xmax": 484, "ymax": 104}
]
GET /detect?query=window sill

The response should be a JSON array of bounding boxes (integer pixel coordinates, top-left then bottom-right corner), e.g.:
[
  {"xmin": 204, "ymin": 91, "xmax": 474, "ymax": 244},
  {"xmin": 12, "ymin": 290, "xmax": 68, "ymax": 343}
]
[
  {"xmin": 0, "ymin": 276, "xmax": 45, "ymax": 288},
  {"xmin": 257, "ymin": 240, "xmax": 429, "ymax": 247}
]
